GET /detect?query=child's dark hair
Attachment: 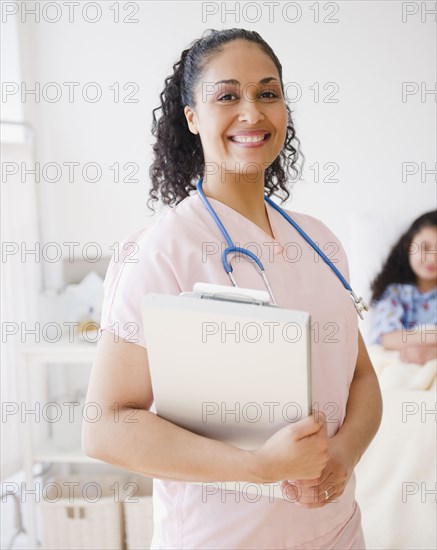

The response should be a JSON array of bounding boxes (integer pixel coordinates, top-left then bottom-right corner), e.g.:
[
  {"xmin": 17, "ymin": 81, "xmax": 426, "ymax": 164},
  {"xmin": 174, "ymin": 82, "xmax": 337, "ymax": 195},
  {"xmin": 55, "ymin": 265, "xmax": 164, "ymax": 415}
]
[
  {"xmin": 147, "ymin": 28, "xmax": 302, "ymax": 212},
  {"xmin": 370, "ymin": 210, "xmax": 437, "ymax": 303}
]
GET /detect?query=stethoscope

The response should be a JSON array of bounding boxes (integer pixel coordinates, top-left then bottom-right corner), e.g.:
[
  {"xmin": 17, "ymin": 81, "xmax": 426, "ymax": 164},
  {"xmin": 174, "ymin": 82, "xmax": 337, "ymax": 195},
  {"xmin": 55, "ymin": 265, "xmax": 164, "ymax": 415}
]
[{"xmin": 196, "ymin": 177, "xmax": 369, "ymax": 319}]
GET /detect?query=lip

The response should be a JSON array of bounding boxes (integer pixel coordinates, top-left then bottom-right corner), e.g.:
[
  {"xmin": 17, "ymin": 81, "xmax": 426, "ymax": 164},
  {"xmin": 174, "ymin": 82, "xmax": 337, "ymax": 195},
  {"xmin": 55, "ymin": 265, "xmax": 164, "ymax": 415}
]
[
  {"xmin": 227, "ymin": 132, "xmax": 272, "ymax": 148},
  {"xmin": 228, "ymin": 129, "xmax": 270, "ymax": 137}
]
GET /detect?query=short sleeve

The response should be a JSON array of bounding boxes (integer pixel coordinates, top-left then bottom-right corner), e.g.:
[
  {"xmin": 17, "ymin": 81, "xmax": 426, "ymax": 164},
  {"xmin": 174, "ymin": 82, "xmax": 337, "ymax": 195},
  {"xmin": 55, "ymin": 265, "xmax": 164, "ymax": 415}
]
[
  {"xmin": 370, "ymin": 284, "xmax": 405, "ymax": 345},
  {"xmin": 99, "ymin": 228, "xmax": 181, "ymax": 348}
]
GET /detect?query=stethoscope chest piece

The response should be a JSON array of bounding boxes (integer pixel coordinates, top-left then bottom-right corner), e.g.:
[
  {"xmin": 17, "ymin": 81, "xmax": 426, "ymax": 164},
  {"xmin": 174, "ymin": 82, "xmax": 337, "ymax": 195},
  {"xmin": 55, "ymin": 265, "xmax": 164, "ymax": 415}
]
[{"xmin": 350, "ymin": 292, "xmax": 369, "ymax": 320}]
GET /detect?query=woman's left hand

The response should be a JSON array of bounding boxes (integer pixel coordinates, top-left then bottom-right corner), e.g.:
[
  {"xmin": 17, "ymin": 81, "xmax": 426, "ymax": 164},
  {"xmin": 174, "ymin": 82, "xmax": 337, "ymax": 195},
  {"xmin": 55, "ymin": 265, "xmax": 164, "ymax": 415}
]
[{"xmin": 280, "ymin": 435, "xmax": 356, "ymax": 508}]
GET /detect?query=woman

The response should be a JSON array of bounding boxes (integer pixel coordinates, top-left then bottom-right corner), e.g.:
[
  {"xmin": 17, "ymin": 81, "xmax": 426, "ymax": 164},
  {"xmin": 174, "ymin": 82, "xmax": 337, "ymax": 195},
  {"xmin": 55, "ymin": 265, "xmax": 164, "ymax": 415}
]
[{"xmin": 83, "ymin": 28, "xmax": 382, "ymax": 549}]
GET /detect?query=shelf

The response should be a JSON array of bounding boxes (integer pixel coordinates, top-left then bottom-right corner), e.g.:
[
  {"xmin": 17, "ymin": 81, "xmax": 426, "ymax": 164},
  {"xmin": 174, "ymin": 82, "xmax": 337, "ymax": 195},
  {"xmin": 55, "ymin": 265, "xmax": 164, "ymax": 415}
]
[
  {"xmin": 19, "ymin": 338, "xmax": 98, "ymax": 362},
  {"xmin": 20, "ymin": 337, "xmax": 98, "ymax": 353},
  {"xmin": 17, "ymin": 336, "xmax": 104, "ymax": 548},
  {"xmin": 34, "ymin": 438, "xmax": 100, "ymax": 464}
]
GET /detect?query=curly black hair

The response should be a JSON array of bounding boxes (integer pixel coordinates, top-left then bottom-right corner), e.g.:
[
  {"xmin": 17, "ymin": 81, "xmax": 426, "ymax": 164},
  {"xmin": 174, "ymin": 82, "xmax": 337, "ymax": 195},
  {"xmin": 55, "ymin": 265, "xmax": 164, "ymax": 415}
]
[
  {"xmin": 147, "ymin": 28, "xmax": 303, "ymax": 213},
  {"xmin": 369, "ymin": 210, "xmax": 437, "ymax": 304}
]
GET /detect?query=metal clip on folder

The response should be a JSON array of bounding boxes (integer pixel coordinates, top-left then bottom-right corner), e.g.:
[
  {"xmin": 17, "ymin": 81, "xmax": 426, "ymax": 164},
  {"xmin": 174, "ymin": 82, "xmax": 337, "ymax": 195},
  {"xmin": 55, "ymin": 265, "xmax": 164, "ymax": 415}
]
[{"xmin": 180, "ymin": 282, "xmax": 277, "ymax": 307}]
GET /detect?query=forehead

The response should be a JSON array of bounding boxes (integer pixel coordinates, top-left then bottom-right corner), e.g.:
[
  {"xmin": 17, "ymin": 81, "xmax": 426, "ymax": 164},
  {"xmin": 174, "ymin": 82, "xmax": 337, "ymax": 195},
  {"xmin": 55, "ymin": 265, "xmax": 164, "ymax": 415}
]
[
  {"xmin": 413, "ymin": 226, "xmax": 437, "ymax": 241},
  {"xmin": 201, "ymin": 40, "xmax": 280, "ymax": 83}
]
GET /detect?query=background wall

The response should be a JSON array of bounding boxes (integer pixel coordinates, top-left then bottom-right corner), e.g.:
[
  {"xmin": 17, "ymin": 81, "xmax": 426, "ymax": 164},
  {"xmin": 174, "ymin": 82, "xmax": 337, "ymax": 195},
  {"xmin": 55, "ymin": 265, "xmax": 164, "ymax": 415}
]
[
  {"xmin": 9, "ymin": 0, "xmax": 437, "ymax": 323},
  {"xmin": 1, "ymin": 3, "xmax": 435, "ymax": 545}
]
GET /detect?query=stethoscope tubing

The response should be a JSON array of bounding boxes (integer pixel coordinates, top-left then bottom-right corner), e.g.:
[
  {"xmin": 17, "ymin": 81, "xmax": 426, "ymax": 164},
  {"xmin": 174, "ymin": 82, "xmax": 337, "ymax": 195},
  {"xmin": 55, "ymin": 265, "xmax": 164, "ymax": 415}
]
[{"xmin": 196, "ymin": 177, "xmax": 368, "ymax": 318}]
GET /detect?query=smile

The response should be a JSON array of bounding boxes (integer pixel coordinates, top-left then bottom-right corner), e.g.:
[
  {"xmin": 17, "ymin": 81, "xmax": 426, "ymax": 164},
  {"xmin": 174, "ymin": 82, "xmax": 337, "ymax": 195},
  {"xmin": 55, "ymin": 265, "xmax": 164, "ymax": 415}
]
[{"xmin": 227, "ymin": 133, "xmax": 271, "ymax": 147}]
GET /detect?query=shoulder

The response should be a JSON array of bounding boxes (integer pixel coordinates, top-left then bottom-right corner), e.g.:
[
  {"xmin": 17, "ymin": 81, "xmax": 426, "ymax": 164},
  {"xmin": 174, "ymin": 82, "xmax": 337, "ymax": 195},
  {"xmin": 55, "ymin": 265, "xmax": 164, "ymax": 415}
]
[
  {"xmin": 291, "ymin": 210, "xmax": 340, "ymax": 236},
  {"xmin": 103, "ymin": 196, "xmax": 202, "ymax": 288},
  {"xmin": 115, "ymin": 195, "xmax": 201, "ymax": 260},
  {"xmin": 380, "ymin": 283, "xmax": 414, "ymax": 302},
  {"xmin": 276, "ymin": 206, "xmax": 345, "ymax": 244},
  {"xmin": 277, "ymin": 207, "xmax": 349, "ymax": 265}
]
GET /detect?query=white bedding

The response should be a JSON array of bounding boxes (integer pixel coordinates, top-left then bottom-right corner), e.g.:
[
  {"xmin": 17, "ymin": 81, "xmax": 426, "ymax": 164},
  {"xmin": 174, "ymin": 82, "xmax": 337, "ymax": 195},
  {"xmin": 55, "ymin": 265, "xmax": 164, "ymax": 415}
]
[{"xmin": 355, "ymin": 345, "xmax": 436, "ymax": 550}]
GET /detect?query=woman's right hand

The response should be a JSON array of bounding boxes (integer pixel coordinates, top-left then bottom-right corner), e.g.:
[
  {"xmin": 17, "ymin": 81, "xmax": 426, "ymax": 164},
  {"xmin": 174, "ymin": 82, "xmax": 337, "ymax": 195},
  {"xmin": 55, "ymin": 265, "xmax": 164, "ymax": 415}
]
[
  {"xmin": 250, "ymin": 411, "xmax": 329, "ymax": 483},
  {"xmin": 399, "ymin": 342, "xmax": 437, "ymax": 365}
]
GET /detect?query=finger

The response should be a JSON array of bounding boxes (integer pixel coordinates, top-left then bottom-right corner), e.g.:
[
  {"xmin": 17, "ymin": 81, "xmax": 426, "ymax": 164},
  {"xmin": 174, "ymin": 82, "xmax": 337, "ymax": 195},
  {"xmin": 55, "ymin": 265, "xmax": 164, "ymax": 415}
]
[
  {"xmin": 298, "ymin": 486, "xmax": 321, "ymax": 504},
  {"xmin": 313, "ymin": 480, "xmax": 340, "ymax": 503},
  {"xmin": 310, "ymin": 469, "xmax": 333, "ymax": 489},
  {"xmin": 292, "ymin": 411, "xmax": 326, "ymax": 441},
  {"xmin": 293, "ymin": 485, "xmax": 327, "ymax": 506},
  {"xmin": 296, "ymin": 463, "xmax": 334, "ymax": 488},
  {"xmin": 296, "ymin": 482, "xmax": 337, "ymax": 508},
  {"xmin": 286, "ymin": 487, "xmax": 329, "ymax": 508},
  {"xmin": 297, "ymin": 478, "xmax": 321, "ymax": 488},
  {"xmin": 311, "ymin": 409, "xmax": 327, "ymax": 425},
  {"xmin": 281, "ymin": 480, "xmax": 324, "ymax": 505},
  {"xmin": 280, "ymin": 481, "xmax": 301, "ymax": 503}
]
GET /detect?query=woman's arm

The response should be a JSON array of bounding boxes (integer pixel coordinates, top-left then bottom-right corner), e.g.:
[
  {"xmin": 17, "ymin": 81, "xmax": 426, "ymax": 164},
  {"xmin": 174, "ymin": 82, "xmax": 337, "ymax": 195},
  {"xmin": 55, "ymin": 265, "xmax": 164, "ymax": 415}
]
[
  {"xmin": 331, "ymin": 329, "xmax": 383, "ymax": 467},
  {"xmin": 381, "ymin": 327, "xmax": 436, "ymax": 350},
  {"xmin": 82, "ymin": 329, "xmax": 329, "ymax": 484},
  {"xmin": 399, "ymin": 342, "xmax": 437, "ymax": 364}
]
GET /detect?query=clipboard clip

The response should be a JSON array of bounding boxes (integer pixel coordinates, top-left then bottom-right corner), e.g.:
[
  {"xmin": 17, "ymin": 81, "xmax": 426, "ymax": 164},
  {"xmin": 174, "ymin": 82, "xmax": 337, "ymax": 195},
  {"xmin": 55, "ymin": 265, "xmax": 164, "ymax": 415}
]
[{"xmin": 180, "ymin": 282, "xmax": 274, "ymax": 307}]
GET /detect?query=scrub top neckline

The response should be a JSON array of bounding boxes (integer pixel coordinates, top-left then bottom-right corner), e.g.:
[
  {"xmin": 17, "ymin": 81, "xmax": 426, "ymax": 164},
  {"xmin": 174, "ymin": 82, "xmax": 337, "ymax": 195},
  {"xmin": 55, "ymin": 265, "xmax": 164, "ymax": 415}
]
[
  {"xmin": 400, "ymin": 282, "xmax": 437, "ymax": 296},
  {"xmin": 194, "ymin": 192, "xmax": 282, "ymax": 245},
  {"xmin": 416, "ymin": 285, "xmax": 437, "ymax": 296}
]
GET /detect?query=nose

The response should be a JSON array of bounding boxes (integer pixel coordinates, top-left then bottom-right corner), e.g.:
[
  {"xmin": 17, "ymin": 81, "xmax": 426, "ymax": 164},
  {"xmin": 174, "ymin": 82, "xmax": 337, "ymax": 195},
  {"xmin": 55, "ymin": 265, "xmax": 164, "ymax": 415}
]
[{"xmin": 238, "ymin": 94, "xmax": 265, "ymax": 124}]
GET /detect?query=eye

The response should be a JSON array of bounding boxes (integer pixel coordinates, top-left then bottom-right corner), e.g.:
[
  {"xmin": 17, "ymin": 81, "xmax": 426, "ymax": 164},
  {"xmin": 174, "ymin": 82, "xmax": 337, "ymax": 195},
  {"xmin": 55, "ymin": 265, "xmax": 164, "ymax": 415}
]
[
  {"xmin": 217, "ymin": 91, "xmax": 279, "ymax": 102},
  {"xmin": 260, "ymin": 91, "xmax": 279, "ymax": 99},
  {"xmin": 217, "ymin": 93, "xmax": 237, "ymax": 102}
]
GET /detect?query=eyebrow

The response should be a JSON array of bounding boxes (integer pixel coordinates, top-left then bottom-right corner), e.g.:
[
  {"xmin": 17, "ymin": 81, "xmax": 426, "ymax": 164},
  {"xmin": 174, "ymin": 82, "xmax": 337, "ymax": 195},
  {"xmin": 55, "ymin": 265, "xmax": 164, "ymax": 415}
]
[{"xmin": 214, "ymin": 77, "xmax": 280, "ymax": 86}]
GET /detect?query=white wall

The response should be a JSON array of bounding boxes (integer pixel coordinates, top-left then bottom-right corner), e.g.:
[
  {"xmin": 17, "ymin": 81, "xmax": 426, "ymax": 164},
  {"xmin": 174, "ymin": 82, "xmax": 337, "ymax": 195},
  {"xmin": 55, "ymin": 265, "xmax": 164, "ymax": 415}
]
[
  {"xmin": 1, "ymin": 4, "xmax": 26, "ymax": 142},
  {"xmin": 12, "ymin": 1, "xmax": 436, "ymax": 293}
]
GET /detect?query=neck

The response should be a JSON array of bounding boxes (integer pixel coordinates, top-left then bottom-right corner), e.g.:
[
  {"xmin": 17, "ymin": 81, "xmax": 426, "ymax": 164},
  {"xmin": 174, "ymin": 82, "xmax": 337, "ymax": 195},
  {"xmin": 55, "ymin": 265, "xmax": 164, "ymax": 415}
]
[
  {"xmin": 416, "ymin": 278, "xmax": 437, "ymax": 293},
  {"xmin": 201, "ymin": 171, "xmax": 274, "ymax": 237}
]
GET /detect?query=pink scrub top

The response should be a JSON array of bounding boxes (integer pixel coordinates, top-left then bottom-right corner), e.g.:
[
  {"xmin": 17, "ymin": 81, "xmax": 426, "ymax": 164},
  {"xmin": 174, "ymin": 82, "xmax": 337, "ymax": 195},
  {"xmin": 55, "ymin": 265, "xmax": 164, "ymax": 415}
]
[{"xmin": 100, "ymin": 193, "xmax": 366, "ymax": 550}]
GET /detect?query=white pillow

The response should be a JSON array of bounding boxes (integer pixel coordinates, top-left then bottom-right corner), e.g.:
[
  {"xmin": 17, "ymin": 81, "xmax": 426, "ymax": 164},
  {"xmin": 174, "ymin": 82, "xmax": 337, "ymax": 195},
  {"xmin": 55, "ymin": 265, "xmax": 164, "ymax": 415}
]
[{"xmin": 345, "ymin": 212, "xmax": 409, "ymax": 344}]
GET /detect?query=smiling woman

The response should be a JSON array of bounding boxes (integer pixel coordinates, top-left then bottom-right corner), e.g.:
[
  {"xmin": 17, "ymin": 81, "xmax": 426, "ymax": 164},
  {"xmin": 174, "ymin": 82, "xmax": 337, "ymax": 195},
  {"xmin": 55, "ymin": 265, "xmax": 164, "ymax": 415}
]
[
  {"xmin": 147, "ymin": 29, "xmax": 301, "ymax": 225},
  {"xmin": 83, "ymin": 28, "xmax": 382, "ymax": 550}
]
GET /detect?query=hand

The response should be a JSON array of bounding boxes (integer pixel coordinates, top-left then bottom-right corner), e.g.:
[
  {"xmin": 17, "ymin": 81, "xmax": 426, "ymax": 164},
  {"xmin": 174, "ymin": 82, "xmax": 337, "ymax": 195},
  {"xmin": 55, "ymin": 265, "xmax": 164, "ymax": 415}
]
[
  {"xmin": 252, "ymin": 411, "xmax": 329, "ymax": 483},
  {"xmin": 399, "ymin": 343, "xmax": 437, "ymax": 365},
  {"xmin": 280, "ymin": 435, "xmax": 356, "ymax": 508}
]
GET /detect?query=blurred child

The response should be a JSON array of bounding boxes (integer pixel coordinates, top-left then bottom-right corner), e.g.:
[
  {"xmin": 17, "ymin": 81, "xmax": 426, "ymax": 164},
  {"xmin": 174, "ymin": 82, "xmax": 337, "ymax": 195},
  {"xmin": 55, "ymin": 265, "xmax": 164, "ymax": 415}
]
[{"xmin": 369, "ymin": 210, "xmax": 437, "ymax": 364}]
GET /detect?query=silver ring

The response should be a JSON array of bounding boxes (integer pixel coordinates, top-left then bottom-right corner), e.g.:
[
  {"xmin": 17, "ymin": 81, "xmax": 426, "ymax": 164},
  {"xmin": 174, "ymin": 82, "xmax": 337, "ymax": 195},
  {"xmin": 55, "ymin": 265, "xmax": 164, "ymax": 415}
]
[{"xmin": 324, "ymin": 490, "xmax": 330, "ymax": 501}]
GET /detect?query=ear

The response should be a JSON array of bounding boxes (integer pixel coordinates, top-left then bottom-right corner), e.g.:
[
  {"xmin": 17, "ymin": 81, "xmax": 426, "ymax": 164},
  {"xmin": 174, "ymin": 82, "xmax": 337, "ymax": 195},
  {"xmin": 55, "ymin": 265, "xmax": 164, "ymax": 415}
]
[{"xmin": 184, "ymin": 106, "xmax": 199, "ymax": 135}]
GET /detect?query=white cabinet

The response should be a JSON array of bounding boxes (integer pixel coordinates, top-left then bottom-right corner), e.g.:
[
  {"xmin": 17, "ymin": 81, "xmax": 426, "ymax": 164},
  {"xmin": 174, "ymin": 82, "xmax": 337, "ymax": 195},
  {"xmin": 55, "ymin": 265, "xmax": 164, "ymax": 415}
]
[{"xmin": 18, "ymin": 339, "xmax": 99, "ymax": 549}]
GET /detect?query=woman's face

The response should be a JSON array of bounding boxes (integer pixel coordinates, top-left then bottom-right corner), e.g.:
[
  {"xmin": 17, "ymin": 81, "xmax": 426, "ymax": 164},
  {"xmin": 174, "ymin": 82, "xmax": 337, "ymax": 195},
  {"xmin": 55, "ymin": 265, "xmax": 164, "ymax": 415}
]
[
  {"xmin": 409, "ymin": 226, "xmax": 437, "ymax": 284},
  {"xmin": 184, "ymin": 40, "xmax": 288, "ymax": 178}
]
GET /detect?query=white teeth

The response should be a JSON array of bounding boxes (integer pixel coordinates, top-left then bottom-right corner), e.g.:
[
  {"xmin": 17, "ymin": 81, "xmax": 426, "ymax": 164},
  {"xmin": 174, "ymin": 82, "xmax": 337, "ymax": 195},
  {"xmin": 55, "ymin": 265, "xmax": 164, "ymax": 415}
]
[{"xmin": 231, "ymin": 134, "xmax": 267, "ymax": 143}]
